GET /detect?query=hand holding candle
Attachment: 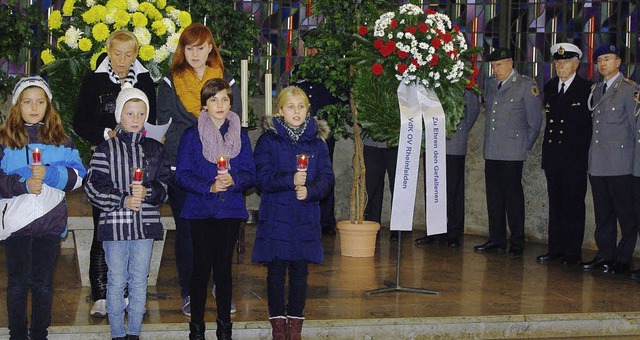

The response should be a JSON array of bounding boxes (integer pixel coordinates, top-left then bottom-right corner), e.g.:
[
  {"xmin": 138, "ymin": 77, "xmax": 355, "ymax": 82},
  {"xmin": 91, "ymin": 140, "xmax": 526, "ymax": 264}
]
[{"xmin": 32, "ymin": 148, "xmax": 42, "ymax": 165}]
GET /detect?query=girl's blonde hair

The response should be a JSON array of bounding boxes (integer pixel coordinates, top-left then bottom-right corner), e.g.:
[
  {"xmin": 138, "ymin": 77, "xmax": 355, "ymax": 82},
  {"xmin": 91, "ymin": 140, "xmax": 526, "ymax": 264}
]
[
  {"xmin": 0, "ymin": 87, "xmax": 68, "ymax": 149},
  {"xmin": 275, "ymin": 86, "xmax": 310, "ymax": 117}
]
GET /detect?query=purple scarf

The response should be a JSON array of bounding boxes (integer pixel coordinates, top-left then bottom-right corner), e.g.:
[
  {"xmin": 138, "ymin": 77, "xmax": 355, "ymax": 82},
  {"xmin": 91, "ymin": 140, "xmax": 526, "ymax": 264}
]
[{"xmin": 197, "ymin": 110, "xmax": 242, "ymax": 163}]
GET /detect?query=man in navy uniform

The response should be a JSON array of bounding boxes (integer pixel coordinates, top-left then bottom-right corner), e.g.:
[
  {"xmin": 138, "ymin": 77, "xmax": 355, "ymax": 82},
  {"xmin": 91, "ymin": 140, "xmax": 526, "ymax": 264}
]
[
  {"xmin": 536, "ymin": 43, "xmax": 593, "ymax": 265},
  {"xmin": 581, "ymin": 45, "xmax": 639, "ymax": 274},
  {"xmin": 474, "ymin": 48, "xmax": 543, "ymax": 257},
  {"xmin": 414, "ymin": 90, "xmax": 480, "ymax": 248}
]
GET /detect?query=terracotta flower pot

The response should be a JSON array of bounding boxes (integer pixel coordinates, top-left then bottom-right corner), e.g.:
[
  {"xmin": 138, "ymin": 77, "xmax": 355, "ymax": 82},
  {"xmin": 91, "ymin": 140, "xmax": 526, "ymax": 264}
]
[{"xmin": 336, "ymin": 220, "xmax": 380, "ymax": 257}]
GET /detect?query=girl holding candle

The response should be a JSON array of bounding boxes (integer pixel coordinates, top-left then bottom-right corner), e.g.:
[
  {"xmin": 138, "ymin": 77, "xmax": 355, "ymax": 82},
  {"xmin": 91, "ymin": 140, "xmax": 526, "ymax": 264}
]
[
  {"xmin": 0, "ymin": 76, "xmax": 86, "ymax": 340},
  {"xmin": 156, "ymin": 23, "xmax": 242, "ymax": 318},
  {"xmin": 252, "ymin": 86, "xmax": 334, "ymax": 340},
  {"xmin": 175, "ymin": 78, "xmax": 255, "ymax": 340},
  {"xmin": 84, "ymin": 86, "xmax": 170, "ymax": 340}
]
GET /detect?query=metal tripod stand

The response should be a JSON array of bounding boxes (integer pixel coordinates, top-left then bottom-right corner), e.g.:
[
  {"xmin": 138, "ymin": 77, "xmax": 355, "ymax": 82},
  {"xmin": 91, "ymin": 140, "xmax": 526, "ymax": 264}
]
[{"xmin": 365, "ymin": 231, "xmax": 440, "ymax": 296}]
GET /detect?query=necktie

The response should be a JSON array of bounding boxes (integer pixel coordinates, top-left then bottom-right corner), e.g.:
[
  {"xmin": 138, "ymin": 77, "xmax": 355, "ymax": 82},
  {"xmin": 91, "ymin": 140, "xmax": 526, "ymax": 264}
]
[
  {"xmin": 497, "ymin": 81, "xmax": 502, "ymax": 90},
  {"xmin": 559, "ymin": 82, "xmax": 565, "ymax": 95},
  {"xmin": 603, "ymin": 82, "xmax": 607, "ymax": 95}
]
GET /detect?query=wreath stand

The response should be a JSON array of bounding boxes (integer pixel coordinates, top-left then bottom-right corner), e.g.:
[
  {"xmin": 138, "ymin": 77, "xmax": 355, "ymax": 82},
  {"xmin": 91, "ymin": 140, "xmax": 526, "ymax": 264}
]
[{"xmin": 365, "ymin": 231, "xmax": 439, "ymax": 296}]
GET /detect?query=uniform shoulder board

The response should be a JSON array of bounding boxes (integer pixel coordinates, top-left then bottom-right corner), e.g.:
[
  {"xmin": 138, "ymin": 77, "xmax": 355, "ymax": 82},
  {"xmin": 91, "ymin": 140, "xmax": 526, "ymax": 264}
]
[
  {"xmin": 520, "ymin": 75, "xmax": 533, "ymax": 81},
  {"xmin": 623, "ymin": 78, "xmax": 637, "ymax": 86}
]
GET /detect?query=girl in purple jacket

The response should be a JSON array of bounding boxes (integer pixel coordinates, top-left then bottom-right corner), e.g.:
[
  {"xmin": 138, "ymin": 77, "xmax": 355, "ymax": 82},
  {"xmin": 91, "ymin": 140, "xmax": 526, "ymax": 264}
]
[
  {"xmin": 252, "ymin": 86, "xmax": 334, "ymax": 340},
  {"xmin": 175, "ymin": 78, "xmax": 255, "ymax": 340}
]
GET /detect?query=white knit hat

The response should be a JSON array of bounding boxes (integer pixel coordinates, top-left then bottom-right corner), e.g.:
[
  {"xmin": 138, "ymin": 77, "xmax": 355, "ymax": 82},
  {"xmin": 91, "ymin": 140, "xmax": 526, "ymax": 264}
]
[
  {"xmin": 114, "ymin": 84, "xmax": 150, "ymax": 123},
  {"xmin": 12, "ymin": 76, "xmax": 53, "ymax": 105}
]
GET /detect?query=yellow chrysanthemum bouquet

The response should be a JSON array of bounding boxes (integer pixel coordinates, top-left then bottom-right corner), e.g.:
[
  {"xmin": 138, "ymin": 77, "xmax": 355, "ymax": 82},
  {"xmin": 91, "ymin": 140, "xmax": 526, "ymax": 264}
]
[{"xmin": 42, "ymin": 0, "xmax": 191, "ymax": 81}]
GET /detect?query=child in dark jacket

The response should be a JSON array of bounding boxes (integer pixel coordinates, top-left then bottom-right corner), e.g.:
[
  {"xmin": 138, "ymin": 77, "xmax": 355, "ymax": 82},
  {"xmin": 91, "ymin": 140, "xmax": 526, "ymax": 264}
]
[
  {"xmin": 252, "ymin": 85, "xmax": 334, "ymax": 340},
  {"xmin": 175, "ymin": 78, "xmax": 255, "ymax": 340},
  {"xmin": 0, "ymin": 76, "xmax": 86, "ymax": 340},
  {"xmin": 84, "ymin": 85, "xmax": 170, "ymax": 339}
]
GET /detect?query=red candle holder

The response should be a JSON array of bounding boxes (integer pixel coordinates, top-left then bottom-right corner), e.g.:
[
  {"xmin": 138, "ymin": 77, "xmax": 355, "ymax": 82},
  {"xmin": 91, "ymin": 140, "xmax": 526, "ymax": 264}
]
[
  {"xmin": 32, "ymin": 148, "xmax": 42, "ymax": 165},
  {"xmin": 296, "ymin": 154, "xmax": 308, "ymax": 172},
  {"xmin": 132, "ymin": 168, "xmax": 144, "ymax": 184},
  {"xmin": 217, "ymin": 156, "xmax": 229, "ymax": 174}
]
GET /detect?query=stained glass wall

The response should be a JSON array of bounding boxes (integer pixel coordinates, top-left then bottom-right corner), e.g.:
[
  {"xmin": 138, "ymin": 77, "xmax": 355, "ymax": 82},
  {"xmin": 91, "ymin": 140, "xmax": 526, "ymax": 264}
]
[{"xmin": 237, "ymin": 0, "xmax": 640, "ymax": 89}]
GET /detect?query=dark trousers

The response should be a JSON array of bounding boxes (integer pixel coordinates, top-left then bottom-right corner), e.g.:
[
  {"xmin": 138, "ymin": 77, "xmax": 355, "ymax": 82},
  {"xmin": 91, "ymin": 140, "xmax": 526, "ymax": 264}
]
[
  {"xmin": 589, "ymin": 175, "xmax": 637, "ymax": 263},
  {"xmin": 544, "ymin": 169, "xmax": 587, "ymax": 260},
  {"xmin": 320, "ymin": 136, "xmax": 336, "ymax": 231},
  {"xmin": 363, "ymin": 145, "xmax": 398, "ymax": 223},
  {"xmin": 5, "ymin": 235, "xmax": 60, "ymax": 340},
  {"xmin": 168, "ymin": 173, "xmax": 193, "ymax": 299},
  {"xmin": 447, "ymin": 155, "xmax": 466, "ymax": 241},
  {"xmin": 189, "ymin": 218, "xmax": 239, "ymax": 324},
  {"xmin": 484, "ymin": 160, "xmax": 525, "ymax": 249},
  {"xmin": 90, "ymin": 205, "xmax": 108, "ymax": 301},
  {"xmin": 267, "ymin": 259, "xmax": 308, "ymax": 318}
]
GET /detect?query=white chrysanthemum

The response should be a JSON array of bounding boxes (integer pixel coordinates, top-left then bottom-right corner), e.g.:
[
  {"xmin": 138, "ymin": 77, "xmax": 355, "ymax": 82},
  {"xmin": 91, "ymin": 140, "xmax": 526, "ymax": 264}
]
[
  {"xmin": 162, "ymin": 18, "xmax": 176, "ymax": 34},
  {"xmin": 106, "ymin": 8, "xmax": 116, "ymax": 24},
  {"xmin": 408, "ymin": 64, "xmax": 417, "ymax": 72},
  {"xmin": 64, "ymin": 26, "xmax": 82, "ymax": 49},
  {"xmin": 419, "ymin": 42, "xmax": 429, "ymax": 50},
  {"xmin": 133, "ymin": 26, "xmax": 151, "ymax": 45},
  {"xmin": 396, "ymin": 32, "xmax": 405, "ymax": 39},
  {"xmin": 127, "ymin": 0, "xmax": 139, "ymax": 12},
  {"xmin": 168, "ymin": 9, "xmax": 180, "ymax": 21},
  {"xmin": 434, "ymin": 82, "xmax": 441, "ymax": 88},
  {"xmin": 429, "ymin": 46, "xmax": 436, "ymax": 54},
  {"xmin": 166, "ymin": 32, "xmax": 180, "ymax": 52},
  {"xmin": 153, "ymin": 45, "xmax": 170, "ymax": 63},
  {"xmin": 86, "ymin": 0, "xmax": 97, "ymax": 7},
  {"xmin": 411, "ymin": 39, "xmax": 418, "ymax": 47}
]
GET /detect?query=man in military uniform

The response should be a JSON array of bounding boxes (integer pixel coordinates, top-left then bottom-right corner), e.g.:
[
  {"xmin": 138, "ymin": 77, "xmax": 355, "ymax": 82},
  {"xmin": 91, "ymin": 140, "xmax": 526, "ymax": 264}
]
[
  {"xmin": 474, "ymin": 48, "xmax": 543, "ymax": 257},
  {"xmin": 581, "ymin": 45, "xmax": 639, "ymax": 274},
  {"xmin": 536, "ymin": 43, "xmax": 592, "ymax": 265},
  {"xmin": 414, "ymin": 89, "xmax": 480, "ymax": 248},
  {"xmin": 292, "ymin": 29, "xmax": 342, "ymax": 235}
]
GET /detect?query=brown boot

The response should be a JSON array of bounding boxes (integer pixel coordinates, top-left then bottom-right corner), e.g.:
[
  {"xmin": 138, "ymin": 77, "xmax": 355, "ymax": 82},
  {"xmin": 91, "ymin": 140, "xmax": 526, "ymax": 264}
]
[
  {"xmin": 287, "ymin": 316, "xmax": 304, "ymax": 340},
  {"xmin": 269, "ymin": 316, "xmax": 287, "ymax": 340}
]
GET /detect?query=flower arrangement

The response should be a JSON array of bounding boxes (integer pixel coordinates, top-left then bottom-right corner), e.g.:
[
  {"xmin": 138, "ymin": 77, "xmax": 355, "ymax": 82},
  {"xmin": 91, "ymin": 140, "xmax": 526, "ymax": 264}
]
[
  {"xmin": 41, "ymin": 0, "xmax": 192, "ymax": 81},
  {"xmin": 355, "ymin": 3, "xmax": 479, "ymax": 138}
]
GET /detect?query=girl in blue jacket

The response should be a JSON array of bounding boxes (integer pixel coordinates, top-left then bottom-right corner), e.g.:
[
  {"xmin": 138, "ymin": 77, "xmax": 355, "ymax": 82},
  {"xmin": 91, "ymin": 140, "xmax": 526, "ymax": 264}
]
[
  {"xmin": 252, "ymin": 86, "xmax": 334, "ymax": 340},
  {"xmin": 175, "ymin": 78, "xmax": 255, "ymax": 340},
  {"xmin": 1, "ymin": 76, "xmax": 86, "ymax": 340}
]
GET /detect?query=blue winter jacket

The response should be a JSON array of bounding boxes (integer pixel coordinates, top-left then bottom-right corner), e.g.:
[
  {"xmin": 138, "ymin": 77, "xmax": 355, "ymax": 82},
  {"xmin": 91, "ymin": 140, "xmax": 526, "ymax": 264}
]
[
  {"xmin": 175, "ymin": 120, "xmax": 255, "ymax": 220},
  {"xmin": 252, "ymin": 117, "xmax": 334, "ymax": 264}
]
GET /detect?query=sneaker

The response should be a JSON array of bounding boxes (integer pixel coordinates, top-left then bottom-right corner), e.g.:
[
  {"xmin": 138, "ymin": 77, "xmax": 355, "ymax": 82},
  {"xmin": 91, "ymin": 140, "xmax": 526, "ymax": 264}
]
[
  {"xmin": 182, "ymin": 296, "xmax": 191, "ymax": 317},
  {"xmin": 212, "ymin": 285, "xmax": 237, "ymax": 314},
  {"xmin": 90, "ymin": 299, "xmax": 107, "ymax": 318}
]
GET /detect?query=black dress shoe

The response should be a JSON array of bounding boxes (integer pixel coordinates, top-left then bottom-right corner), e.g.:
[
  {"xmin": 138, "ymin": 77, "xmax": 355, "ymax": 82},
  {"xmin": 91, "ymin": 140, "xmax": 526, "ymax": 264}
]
[
  {"xmin": 390, "ymin": 231, "xmax": 399, "ymax": 241},
  {"xmin": 508, "ymin": 247, "xmax": 523, "ymax": 257},
  {"xmin": 581, "ymin": 257, "xmax": 612, "ymax": 271},
  {"xmin": 447, "ymin": 239, "xmax": 460, "ymax": 248},
  {"xmin": 604, "ymin": 261, "xmax": 630, "ymax": 275},
  {"xmin": 630, "ymin": 268, "xmax": 640, "ymax": 282},
  {"xmin": 474, "ymin": 240, "xmax": 506, "ymax": 253},
  {"xmin": 536, "ymin": 253, "xmax": 559, "ymax": 264},
  {"xmin": 322, "ymin": 227, "xmax": 336, "ymax": 235}
]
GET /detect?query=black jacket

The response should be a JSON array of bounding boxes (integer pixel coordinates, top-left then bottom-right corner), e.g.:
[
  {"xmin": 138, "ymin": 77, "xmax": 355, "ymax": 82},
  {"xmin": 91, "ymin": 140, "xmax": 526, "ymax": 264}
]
[{"xmin": 541, "ymin": 75, "xmax": 593, "ymax": 171}]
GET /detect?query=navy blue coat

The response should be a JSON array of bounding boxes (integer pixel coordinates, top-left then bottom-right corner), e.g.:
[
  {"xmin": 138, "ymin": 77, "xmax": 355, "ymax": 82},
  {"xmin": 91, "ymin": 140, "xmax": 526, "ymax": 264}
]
[
  {"xmin": 175, "ymin": 121, "xmax": 255, "ymax": 220},
  {"xmin": 252, "ymin": 117, "xmax": 334, "ymax": 264}
]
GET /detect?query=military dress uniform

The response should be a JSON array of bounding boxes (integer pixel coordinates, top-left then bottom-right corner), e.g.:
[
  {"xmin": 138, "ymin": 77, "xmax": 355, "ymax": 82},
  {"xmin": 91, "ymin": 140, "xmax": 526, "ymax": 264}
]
[
  {"xmin": 541, "ymin": 73, "xmax": 592, "ymax": 263},
  {"xmin": 585, "ymin": 71, "xmax": 640, "ymax": 271},
  {"xmin": 481, "ymin": 69, "xmax": 543, "ymax": 253}
]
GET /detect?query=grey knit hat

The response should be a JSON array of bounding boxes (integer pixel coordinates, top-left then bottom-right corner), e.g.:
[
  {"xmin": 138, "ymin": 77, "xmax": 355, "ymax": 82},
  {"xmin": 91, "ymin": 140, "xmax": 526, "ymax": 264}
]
[
  {"xmin": 114, "ymin": 84, "xmax": 149, "ymax": 123},
  {"xmin": 12, "ymin": 76, "xmax": 53, "ymax": 105}
]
